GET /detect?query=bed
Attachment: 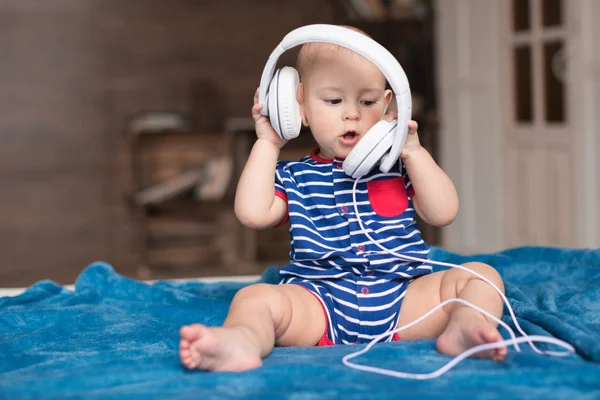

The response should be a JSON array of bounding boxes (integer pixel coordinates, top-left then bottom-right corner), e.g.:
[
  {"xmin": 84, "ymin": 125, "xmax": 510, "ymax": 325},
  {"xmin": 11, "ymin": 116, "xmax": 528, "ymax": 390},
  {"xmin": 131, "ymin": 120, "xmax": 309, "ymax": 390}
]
[{"xmin": 1, "ymin": 246, "xmax": 599, "ymax": 399}]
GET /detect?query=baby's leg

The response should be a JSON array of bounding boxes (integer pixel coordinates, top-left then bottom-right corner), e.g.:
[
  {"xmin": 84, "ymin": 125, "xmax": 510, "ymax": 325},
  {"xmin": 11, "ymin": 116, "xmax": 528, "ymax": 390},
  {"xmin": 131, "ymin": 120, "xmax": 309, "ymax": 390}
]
[
  {"xmin": 179, "ymin": 283, "xmax": 325, "ymax": 372},
  {"xmin": 397, "ymin": 262, "xmax": 506, "ymax": 361}
]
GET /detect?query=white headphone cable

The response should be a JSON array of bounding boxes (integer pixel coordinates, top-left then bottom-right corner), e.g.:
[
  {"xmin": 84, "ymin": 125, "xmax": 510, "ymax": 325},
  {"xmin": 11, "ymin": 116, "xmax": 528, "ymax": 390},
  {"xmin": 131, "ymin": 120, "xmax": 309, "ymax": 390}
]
[{"xmin": 342, "ymin": 178, "xmax": 576, "ymax": 379}]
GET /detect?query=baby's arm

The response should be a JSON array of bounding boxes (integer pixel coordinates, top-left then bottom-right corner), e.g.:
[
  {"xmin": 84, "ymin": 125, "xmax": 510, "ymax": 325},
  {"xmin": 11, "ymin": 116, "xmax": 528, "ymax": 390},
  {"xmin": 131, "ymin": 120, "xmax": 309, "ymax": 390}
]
[
  {"xmin": 401, "ymin": 121, "xmax": 459, "ymax": 227},
  {"xmin": 234, "ymin": 89, "xmax": 288, "ymax": 229}
]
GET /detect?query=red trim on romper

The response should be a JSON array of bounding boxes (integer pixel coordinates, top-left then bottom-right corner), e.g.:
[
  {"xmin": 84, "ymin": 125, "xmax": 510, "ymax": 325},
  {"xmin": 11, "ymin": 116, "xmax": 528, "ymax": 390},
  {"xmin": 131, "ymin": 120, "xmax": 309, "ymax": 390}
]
[
  {"xmin": 408, "ymin": 186, "xmax": 415, "ymax": 198},
  {"xmin": 292, "ymin": 283, "xmax": 400, "ymax": 346},
  {"xmin": 310, "ymin": 148, "xmax": 346, "ymax": 164},
  {"xmin": 273, "ymin": 190, "xmax": 289, "ymax": 227}
]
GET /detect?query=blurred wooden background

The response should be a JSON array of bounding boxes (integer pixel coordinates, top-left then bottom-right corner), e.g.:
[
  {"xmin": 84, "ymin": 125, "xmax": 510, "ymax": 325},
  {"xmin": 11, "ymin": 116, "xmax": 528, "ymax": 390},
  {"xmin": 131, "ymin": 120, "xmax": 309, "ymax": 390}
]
[{"xmin": 0, "ymin": 0, "xmax": 437, "ymax": 287}]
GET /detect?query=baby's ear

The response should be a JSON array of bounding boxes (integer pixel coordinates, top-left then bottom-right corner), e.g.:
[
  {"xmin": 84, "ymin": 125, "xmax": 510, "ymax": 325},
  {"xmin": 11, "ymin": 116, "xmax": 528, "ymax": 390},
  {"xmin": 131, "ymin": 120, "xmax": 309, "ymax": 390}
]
[
  {"xmin": 383, "ymin": 89, "xmax": 393, "ymax": 111},
  {"xmin": 297, "ymin": 82, "xmax": 309, "ymax": 126}
]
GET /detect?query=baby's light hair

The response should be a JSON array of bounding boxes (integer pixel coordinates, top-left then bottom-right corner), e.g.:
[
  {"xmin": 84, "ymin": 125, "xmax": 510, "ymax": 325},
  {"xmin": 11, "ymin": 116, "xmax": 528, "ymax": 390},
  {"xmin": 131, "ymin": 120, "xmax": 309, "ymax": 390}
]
[{"xmin": 296, "ymin": 25, "xmax": 373, "ymax": 80}]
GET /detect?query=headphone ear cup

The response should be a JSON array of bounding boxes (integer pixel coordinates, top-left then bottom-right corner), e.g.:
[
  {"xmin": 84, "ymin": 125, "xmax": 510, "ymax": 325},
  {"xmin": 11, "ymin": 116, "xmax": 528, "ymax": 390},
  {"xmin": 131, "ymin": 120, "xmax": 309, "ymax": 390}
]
[
  {"xmin": 342, "ymin": 120, "xmax": 397, "ymax": 178},
  {"xmin": 267, "ymin": 69, "xmax": 282, "ymax": 138},
  {"xmin": 276, "ymin": 66, "xmax": 301, "ymax": 140}
]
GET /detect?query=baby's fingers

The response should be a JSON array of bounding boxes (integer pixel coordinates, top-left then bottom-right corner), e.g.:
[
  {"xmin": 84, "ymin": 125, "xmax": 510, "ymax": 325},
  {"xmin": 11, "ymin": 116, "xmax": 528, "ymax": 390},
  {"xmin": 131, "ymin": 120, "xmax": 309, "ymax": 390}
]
[
  {"xmin": 254, "ymin": 87, "xmax": 260, "ymax": 105},
  {"xmin": 408, "ymin": 120, "xmax": 418, "ymax": 134},
  {"xmin": 252, "ymin": 103, "xmax": 265, "ymax": 121}
]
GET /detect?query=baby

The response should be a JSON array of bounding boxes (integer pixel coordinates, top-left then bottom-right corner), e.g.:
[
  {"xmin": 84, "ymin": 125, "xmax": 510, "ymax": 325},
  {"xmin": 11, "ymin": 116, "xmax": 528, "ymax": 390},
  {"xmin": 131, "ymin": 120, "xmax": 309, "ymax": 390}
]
[{"xmin": 179, "ymin": 26, "xmax": 506, "ymax": 372}]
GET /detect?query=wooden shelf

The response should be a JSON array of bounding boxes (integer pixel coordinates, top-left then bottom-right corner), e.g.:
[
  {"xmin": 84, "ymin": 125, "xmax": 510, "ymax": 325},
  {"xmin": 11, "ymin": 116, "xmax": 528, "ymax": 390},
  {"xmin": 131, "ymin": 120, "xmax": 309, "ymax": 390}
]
[{"xmin": 128, "ymin": 129, "xmax": 239, "ymax": 279}]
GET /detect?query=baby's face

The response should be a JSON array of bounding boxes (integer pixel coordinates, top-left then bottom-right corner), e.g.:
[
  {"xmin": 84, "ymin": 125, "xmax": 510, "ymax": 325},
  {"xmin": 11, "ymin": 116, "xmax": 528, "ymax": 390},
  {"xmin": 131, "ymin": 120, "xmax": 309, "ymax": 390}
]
[{"xmin": 298, "ymin": 49, "xmax": 392, "ymax": 160}]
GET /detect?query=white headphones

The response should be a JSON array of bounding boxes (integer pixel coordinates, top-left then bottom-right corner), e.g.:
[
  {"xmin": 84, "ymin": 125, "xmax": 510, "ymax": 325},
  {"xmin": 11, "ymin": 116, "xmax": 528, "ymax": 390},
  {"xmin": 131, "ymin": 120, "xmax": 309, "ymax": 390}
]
[{"xmin": 258, "ymin": 24, "xmax": 412, "ymax": 178}]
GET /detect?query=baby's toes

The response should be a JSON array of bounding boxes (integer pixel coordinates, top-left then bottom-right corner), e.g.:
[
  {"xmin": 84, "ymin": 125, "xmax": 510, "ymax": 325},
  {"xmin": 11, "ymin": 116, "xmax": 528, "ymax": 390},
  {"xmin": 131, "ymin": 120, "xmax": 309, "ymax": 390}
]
[
  {"xmin": 495, "ymin": 346, "xmax": 507, "ymax": 362},
  {"xmin": 180, "ymin": 350, "xmax": 197, "ymax": 369}
]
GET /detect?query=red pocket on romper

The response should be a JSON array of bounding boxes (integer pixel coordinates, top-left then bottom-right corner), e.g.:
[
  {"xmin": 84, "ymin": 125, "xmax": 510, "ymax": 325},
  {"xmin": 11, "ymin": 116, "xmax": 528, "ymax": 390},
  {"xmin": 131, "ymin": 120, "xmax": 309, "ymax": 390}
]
[{"xmin": 367, "ymin": 178, "xmax": 409, "ymax": 217}]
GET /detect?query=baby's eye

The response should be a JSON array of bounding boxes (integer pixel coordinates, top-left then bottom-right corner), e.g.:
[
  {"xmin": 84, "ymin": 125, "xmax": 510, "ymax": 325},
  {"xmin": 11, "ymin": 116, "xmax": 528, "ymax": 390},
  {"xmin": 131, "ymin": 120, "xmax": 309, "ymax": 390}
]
[
  {"xmin": 325, "ymin": 99, "xmax": 342, "ymax": 105},
  {"xmin": 361, "ymin": 100, "xmax": 377, "ymax": 106}
]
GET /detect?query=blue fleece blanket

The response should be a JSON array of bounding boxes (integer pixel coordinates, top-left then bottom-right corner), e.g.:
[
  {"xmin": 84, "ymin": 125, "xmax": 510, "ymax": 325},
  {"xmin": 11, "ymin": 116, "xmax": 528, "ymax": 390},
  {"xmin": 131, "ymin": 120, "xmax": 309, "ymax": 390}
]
[{"xmin": 1, "ymin": 246, "xmax": 600, "ymax": 399}]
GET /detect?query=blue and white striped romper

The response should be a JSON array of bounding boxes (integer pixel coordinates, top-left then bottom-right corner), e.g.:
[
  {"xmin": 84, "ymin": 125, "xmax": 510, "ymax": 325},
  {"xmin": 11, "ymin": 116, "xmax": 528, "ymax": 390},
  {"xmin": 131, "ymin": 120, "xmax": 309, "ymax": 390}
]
[{"xmin": 274, "ymin": 149, "xmax": 432, "ymax": 345}]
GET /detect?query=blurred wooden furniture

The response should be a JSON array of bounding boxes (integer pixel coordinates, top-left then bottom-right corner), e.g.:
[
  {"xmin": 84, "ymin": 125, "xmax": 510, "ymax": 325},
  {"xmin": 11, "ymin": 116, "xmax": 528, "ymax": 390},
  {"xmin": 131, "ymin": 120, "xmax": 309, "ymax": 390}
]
[{"xmin": 127, "ymin": 128, "xmax": 239, "ymax": 279}]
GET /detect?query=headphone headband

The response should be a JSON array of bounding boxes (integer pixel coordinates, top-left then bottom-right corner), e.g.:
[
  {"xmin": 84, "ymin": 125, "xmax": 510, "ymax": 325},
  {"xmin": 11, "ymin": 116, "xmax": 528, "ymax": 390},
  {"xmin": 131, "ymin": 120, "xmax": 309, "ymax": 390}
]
[{"xmin": 258, "ymin": 24, "xmax": 411, "ymax": 172}]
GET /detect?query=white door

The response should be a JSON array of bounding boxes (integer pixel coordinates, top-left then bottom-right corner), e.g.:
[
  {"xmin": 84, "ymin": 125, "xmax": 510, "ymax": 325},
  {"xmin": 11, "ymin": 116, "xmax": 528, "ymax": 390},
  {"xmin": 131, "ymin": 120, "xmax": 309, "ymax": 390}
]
[
  {"xmin": 435, "ymin": 0, "xmax": 597, "ymax": 254},
  {"xmin": 435, "ymin": 0, "xmax": 505, "ymax": 254},
  {"xmin": 571, "ymin": 0, "xmax": 600, "ymax": 248},
  {"xmin": 502, "ymin": 0, "xmax": 575, "ymax": 248}
]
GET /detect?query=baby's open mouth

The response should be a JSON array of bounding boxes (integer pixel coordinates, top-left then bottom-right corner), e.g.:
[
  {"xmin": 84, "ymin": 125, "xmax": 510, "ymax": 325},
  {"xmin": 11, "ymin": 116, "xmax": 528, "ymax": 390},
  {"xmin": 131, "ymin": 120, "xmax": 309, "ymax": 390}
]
[{"xmin": 340, "ymin": 130, "xmax": 359, "ymax": 145}]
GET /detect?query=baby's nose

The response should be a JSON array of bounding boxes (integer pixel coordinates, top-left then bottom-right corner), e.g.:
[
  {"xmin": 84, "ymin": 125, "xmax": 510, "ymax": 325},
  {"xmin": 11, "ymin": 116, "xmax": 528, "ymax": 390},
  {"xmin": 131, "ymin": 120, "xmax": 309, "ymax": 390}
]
[{"xmin": 343, "ymin": 107, "xmax": 360, "ymax": 120}]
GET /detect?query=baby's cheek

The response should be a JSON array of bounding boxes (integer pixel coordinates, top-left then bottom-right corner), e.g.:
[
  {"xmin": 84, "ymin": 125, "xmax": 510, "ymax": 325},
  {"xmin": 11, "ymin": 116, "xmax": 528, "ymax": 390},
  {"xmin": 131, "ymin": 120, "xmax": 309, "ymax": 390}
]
[{"xmin": 365, "ymin": 115, "xmax": 383, "ymax": 130}]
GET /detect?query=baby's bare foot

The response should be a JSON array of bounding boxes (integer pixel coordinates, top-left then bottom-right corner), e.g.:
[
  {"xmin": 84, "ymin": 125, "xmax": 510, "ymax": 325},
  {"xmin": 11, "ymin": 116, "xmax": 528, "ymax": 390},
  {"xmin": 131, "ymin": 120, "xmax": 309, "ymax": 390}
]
[
  {"xmin": 179, "ymin": 324, "xmax": 262, "ymax": 372},
  {"xmin": 436, "ymin": 307, "xmax": 507, "ymax": 362}
]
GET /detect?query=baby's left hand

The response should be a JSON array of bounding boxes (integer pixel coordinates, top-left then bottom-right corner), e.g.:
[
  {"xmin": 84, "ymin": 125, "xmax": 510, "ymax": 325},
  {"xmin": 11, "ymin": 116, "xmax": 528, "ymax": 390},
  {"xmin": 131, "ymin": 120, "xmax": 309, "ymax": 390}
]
[{"xmin": 383, "ymin": 112, "xmax": 421, "ymax": 159}]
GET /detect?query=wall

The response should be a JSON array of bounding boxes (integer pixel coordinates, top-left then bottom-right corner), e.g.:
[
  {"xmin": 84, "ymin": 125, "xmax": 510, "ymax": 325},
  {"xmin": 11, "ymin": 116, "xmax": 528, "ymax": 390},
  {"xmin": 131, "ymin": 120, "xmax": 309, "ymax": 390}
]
[
  {"xmin": 0, "ymin": 1, "xmax": 106, "ymax": 286},
  {"xmin": 0, "ymin": 0, "xmax": 334, "ymax": 286}
]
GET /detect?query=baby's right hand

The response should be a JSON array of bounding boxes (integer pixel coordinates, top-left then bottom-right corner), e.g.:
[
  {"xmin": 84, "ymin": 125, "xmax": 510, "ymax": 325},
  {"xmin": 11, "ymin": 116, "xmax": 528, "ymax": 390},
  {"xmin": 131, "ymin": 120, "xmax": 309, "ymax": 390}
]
[{"xmin": 252, "ymin": 88, "xmax": 288, "ymax": 149}]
